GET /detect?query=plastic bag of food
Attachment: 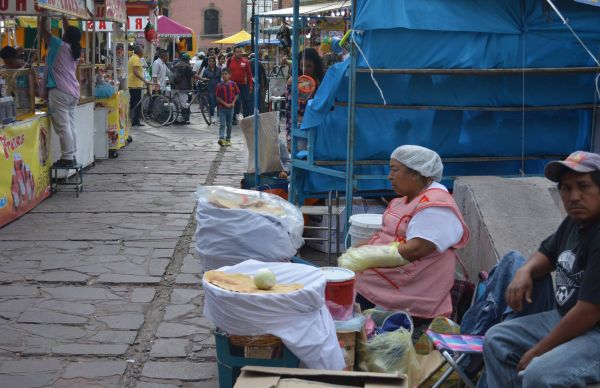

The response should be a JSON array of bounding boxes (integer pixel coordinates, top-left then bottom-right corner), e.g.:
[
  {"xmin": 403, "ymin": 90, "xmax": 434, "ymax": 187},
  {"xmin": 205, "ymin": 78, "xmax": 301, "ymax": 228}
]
[
  {"xmin": 357, "ymin": 328, "xmax": 420, "ymax": 385},
  {"xmin": 338, "ymin": 242, "xmax": 409, "ymax": 272},
  {"xmin": 195, "ymin": 186, "xmax": 304, "ymax": 271}
]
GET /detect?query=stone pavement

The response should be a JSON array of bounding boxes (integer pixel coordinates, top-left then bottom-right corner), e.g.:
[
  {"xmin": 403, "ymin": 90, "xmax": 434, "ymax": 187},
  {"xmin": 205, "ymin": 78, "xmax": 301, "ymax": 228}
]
[{"xmin": 0, "ymin": 118, "xmax": 247, "ymax": 387}]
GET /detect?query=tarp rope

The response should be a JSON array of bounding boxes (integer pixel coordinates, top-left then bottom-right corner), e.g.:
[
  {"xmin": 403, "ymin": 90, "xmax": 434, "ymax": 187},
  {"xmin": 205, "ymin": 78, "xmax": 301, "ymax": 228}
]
[
  {"xmin": 546, "ymin": 0, "xmax": 600, "ymax": 150},
  {"xmin": 351, "ymin": 30, "xmax": 387, "ymax": 105}
]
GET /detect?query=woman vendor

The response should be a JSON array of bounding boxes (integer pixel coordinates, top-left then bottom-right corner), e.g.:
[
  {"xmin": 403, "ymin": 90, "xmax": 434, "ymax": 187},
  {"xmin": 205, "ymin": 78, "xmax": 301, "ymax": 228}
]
[{"xmin": 355, "ymin": 145, "xmax": 470, "ymax": 320}]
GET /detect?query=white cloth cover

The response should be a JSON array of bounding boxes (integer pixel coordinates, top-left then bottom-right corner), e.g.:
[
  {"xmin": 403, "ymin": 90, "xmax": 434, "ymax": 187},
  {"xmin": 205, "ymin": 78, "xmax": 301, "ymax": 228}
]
[
  {"xmin": 203, "ymin": 260, "xmax": 345, "ymax": 370},
  {"xmin": 195, "ymin": 186, "xmax": 304, "ymax": 272},
  {"xmin": 240, "ymin": 111, "xmax": 281, "ymax": 174}
]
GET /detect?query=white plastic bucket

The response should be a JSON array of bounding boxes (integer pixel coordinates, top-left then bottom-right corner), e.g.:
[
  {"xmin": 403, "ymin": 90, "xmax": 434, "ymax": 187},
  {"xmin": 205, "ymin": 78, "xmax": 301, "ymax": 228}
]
[{"xmin": 345, "ymin": 213, "xmax": 383, "ymax": 248}]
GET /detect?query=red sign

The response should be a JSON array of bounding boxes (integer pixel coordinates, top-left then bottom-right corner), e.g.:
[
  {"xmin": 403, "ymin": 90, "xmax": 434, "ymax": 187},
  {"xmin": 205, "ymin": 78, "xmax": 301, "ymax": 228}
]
[
  {"xmin": 0, "ymin": 0, "xmax": 40, "ymax": 15},
  {"xmin": 94, "ymin": 0, "xmax": 126, "ymax": 23}
]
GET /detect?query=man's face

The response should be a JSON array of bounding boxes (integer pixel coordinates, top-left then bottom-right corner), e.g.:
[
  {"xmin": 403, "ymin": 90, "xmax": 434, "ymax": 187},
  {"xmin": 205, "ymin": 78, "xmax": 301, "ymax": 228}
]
[
  {"xmin": 116, "ymin": 47, "xmax": 124, "ymax": 56},
  {"xmin": 160, "ymin": 52, "xmax": 168, "ymax": 61},
  {"xmin": 234, "ymin": 48, "xmax": 242, "ymax": 59},
  {"xmin": 559, "ymin": 171, "xmax": 600, "ymax": 226}
]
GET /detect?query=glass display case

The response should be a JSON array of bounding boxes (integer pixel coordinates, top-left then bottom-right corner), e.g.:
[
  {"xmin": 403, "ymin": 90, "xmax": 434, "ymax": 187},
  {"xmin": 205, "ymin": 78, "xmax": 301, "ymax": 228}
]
[
  {"xmin": 77, "ymin": 64, "xmax": 94, "ymax": 104},
  {"xmin": 3, "ymin": 69, "xmax": 36, "ymax": 120}
]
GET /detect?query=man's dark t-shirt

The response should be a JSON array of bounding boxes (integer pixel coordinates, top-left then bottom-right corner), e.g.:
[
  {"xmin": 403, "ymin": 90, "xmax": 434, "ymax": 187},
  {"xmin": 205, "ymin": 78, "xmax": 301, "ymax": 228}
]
[
  {"xmin": 173, "ymin": 61, "xmax": 194, "ymax": 90},
  {"xmin": 539, "ymin": 217, "xmax": 600, "ymax": 315}
]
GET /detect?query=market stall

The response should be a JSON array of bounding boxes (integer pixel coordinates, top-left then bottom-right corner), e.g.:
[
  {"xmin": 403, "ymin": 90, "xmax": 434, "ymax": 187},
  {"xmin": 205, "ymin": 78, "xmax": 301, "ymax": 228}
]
[
  {"xmin": 156, "ymin": 15, "xmax": 193, "ymax": 62},
  {"xmin": 89, "ymin": 0, "xmax": 130, "ymax": 158},
  {"xmin": 0, "ymin": 0, "xmax": 50, "ymax": 228},
  {"xmin": 0, "ymin": 0, "xmax": 97, "ymax": 227}
]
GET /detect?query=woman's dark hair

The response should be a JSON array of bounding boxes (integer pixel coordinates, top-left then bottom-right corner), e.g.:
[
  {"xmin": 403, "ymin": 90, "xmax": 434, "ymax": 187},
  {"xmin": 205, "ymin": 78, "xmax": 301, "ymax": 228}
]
[
  {"xmin": 0, "ymin": 45, "xmax": 18, "ymax": 60},
  {"xmin": 298, "ymin": 47, "xmax": 324, "ymax": 82},
  {"xmin": 63, "ymin": 26, "xmax": 82, "ymax": 61}
]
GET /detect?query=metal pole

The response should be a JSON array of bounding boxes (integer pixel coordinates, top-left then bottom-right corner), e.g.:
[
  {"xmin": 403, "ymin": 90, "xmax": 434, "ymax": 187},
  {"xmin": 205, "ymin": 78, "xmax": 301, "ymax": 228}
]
[
  {"xmin": 288, "ymin": 0, "xmax": 300, "ymax": 205},
  {"xmin": 253, "ymin": 13, "xmax": 260, "ymax": 188},
  {"xmin": 345, "ymin": 0, "xmax": 357, "ymax": 231},
  {"xmin": 250, "ymin": 0, "xmax": 256, "ymax": 52}
]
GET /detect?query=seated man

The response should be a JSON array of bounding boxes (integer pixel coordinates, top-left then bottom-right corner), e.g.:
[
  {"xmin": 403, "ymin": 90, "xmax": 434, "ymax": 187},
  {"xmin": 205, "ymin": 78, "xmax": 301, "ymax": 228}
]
[{"xmin": 480, "ymin": 151, "xmax": 600, "ymax": 387}]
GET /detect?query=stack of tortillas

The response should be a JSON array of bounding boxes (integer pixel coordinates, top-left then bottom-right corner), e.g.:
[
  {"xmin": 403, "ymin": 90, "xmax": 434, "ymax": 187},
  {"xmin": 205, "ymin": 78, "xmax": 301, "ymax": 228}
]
[{"xmin": 204, "ymin": 270, "xmax": 303, "ymax": 294}]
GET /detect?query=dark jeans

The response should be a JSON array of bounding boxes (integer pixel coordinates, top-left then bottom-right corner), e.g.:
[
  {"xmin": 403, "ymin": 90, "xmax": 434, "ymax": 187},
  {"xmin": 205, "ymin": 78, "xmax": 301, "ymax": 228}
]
[
  {"xmin": 234, "ymin": 83, "xmax": 251, "ymax": 118},
  {"xmin": 208, "ymin": 93, "xmax": 217, "ymax": 117},
  {"xmin": 129, "ymin": 88, "xmax": 142, "ymax": 125}
]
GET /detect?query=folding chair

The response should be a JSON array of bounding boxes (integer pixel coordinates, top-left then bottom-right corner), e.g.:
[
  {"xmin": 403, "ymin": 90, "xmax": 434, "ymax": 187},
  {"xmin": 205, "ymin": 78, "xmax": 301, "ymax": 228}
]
[{"xmin": 425, "ymin": 330, "xmax": 484, "ymax": 388}]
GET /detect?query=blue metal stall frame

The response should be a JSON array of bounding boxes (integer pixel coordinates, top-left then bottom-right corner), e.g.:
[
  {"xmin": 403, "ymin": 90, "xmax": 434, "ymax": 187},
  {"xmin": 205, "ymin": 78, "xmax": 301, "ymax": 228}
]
[
  {"xmin": 283, "ymin": 0, "xmax": 600, "ymax": 232},
  {"xmin": 251, "ymin": 2, "xmax": 351, "ymax": 189}
]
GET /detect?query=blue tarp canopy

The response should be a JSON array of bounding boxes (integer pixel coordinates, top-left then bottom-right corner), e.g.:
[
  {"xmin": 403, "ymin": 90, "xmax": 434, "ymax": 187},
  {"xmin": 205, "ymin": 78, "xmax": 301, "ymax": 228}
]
[{"xmin": 296, "ymin": 0, "xmax": 600, "ymax": 195}]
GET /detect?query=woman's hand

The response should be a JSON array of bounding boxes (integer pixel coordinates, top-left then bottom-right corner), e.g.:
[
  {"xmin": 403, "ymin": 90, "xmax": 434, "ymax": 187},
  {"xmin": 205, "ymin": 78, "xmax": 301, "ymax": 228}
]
[{"xmin": 505, "ymin": 268, "xmax": 533, "ymax": 312}]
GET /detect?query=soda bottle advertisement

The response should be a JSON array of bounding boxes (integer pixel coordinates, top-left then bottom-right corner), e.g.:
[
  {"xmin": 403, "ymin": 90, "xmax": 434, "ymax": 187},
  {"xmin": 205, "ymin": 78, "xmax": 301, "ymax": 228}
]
[{"xmin": 0, "ymin": 117, "xmax": 52, "ymax": 228}]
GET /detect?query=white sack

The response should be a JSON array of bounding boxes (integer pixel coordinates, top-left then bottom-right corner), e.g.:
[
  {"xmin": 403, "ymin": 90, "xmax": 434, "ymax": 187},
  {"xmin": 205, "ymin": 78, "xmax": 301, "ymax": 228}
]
[
  {"xmin": 195, "ymin": 186, "xmax": 304, "ymax": 272},
  {"xmin": 240, "ymin": 111, "xmax": 281, "ymax": 174},
  {"xmin": 203, "ymin": 259, "xmax": 345, "ymax": 370}
]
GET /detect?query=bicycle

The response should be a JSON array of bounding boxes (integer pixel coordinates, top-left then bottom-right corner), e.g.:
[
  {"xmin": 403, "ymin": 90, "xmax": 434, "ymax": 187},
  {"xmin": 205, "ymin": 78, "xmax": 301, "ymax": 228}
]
[
  {"xmin": 140, "ymin": 85, "xmax": 173, "ymax": 127},
  {"xmin": 171, "ymin": 80, "xmax": 212, "ymax": 125}
]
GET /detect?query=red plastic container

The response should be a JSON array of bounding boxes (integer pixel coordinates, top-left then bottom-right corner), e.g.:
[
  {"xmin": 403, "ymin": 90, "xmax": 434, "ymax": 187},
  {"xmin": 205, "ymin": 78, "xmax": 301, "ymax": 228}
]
[{"xmin": 322, "ymin": 267, "xmax": 356, "ymax": 321}]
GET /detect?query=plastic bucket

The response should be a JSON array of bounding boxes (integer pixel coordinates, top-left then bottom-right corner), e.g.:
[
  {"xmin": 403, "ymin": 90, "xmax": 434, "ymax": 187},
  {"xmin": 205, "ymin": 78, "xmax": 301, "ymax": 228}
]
[
  {"xmin": 346, "ymin": 213, "xmax": 383, "ymax": 248},
  {"xmin": 322, "ymin": 267, "xmax": 356, "ymax": 321}
]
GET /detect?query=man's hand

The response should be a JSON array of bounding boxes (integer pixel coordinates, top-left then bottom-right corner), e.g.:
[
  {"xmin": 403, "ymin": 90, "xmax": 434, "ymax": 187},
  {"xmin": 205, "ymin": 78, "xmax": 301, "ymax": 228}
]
[
  {"xmin": 506, "ymin": 268, "xmax": 533, "ymax": 312},
  {"xmin": 517, "ymin": 345, "xmax": 542, "ymax": 371}
]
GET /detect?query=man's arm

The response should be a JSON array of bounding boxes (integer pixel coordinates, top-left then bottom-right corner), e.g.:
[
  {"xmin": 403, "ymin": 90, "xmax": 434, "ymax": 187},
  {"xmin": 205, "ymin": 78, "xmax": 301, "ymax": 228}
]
[
  {"xmin": 246, "ymin": 60, "xmax": 254, "ymax": 91},
  {"xmin": 518, "ymin": 301, "xmax": 600, "ymax": 371},
  {"xmin": 506, "ymin": 251, "xmax": 554, "ymax": 312}
]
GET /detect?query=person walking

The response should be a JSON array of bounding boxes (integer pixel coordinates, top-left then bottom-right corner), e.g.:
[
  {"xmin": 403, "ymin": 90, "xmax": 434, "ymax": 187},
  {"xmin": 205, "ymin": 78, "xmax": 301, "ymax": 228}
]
[
  {"xmin": 227, "ymin": 46, "xmax": 253, "ymax": 125},
  {"xmin": 199, "ymin": 56, "xmax": 221, "ymax": 121},
  {"xmin": 215, "ymin": 68, "xmax": 239, "ymax": 146},
  {"xmin": 40, "ymin": 15, "xmax": 81, "ymax": 168},
  {"xmin": 128, "ymin": 45, "xmax": 149, "ymax": 127},
  {"xmin": 172, "ymin": 53, "xmax": 196, "ymax": 124}
]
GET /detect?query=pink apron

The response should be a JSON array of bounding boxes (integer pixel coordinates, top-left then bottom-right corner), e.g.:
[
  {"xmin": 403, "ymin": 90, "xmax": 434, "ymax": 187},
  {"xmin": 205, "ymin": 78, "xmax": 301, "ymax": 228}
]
[{"xmin": 355, "ymin": 188, "xmax": 470, "ymax": 318}]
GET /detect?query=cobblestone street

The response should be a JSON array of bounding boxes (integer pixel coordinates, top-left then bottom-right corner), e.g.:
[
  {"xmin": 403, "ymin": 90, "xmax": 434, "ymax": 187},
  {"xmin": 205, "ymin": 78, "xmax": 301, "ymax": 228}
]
[{"xmin": 0, "ymin": 120, "xmax": 247, "ymax": 387}]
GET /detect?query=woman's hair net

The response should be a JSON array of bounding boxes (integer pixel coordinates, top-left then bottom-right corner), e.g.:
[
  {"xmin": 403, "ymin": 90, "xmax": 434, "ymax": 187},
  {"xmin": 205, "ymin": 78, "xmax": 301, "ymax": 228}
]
[{"xmin": 390, "ymin": 145, "xmax": 443, "ymax": 181}]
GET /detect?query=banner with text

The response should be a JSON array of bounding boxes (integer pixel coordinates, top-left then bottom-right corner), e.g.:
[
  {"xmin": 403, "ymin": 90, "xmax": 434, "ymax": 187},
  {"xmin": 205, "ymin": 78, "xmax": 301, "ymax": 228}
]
[
  {"xmin": 37, "ymin": 0, "xmax": 92, "ymax": 19},
  {"xmin": 94, "ymin": 0, "xmax": 126, "ymax": 23},
  {"xmin": 0, "ymin": 116, "xmax": 52, "ymax": 229},
  {"xmin": 83, "ymin": 15, "xmax": 148, "ymax": 31},
  {"xmin": 0, "ymin": 0, "xmax": 39, "ymax": 15}
]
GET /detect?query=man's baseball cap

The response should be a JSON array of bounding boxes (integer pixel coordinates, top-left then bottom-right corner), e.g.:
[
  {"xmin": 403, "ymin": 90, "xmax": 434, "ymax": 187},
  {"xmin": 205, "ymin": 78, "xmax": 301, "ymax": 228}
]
[
  {"xmin": 544, "ymin": 151, "xmax": 600, "ymax": 182},
  {"xmin": 180, "ymin": 53, "xmax": 190, "ymax": 60}
]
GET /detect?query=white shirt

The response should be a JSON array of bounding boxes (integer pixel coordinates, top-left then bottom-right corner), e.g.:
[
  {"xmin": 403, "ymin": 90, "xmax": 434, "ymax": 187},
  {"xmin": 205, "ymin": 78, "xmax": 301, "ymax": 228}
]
[
  {"xmin": 151, "ymin": 58, "xmax": 169, "ymax": 89},
  {"xmin": 405, "ymin": 182, "xmax": 464, "ymax": 252}
]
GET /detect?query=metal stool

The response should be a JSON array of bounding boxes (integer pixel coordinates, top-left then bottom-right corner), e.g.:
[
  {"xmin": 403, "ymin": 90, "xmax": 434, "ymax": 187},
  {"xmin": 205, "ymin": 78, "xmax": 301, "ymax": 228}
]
[
  {"xmin": 301, "ymin": 191, "xmax": 345, "ymax": 265},
  {"xmin": 51, "ymin": 163, "xmax": 83, "ymax": 197}
]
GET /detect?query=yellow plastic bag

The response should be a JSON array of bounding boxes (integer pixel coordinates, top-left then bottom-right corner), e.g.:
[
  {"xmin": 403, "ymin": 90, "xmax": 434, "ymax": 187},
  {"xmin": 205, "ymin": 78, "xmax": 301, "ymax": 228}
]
[
  {"xmin": 357, "ymin": 328, "xmax": 421, "ymax": 386},
  {"xmin": 338, "ymin": 242, "xmax": 409, "ymax": 272}
]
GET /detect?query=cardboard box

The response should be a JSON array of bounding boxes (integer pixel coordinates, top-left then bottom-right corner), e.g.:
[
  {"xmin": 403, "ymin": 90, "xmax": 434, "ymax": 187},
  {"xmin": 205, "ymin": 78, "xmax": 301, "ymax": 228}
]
[{"xmin": 234, "ymin": 366, "xmax": 407, "ymax": 388}]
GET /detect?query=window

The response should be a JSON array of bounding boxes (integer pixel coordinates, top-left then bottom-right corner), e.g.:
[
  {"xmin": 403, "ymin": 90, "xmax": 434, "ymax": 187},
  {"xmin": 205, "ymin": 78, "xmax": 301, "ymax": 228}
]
[{"xmin": 204, "ymin": 9, "xmax": 219, "ymax": 36}]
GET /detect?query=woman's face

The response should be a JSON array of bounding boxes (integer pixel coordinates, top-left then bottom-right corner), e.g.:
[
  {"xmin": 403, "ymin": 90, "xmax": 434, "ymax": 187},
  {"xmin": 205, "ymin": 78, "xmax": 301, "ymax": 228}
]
[
  {"xmin": 219, "ymin": 56, "xmax": 225, "ymax": 64},
  {"xmin": 387, "ymin": 159, "xmax": 422, "ymax": 197},
  {"xmin": 299, "ymin": 58, "xmax": 315, "ymax": 77}
]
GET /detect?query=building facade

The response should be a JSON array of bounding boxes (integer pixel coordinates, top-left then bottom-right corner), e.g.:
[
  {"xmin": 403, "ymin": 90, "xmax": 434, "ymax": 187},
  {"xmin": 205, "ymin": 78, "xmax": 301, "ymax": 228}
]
[{"xmin": 168, "ymin": 0, "xmax": 246, "ymax": 51}]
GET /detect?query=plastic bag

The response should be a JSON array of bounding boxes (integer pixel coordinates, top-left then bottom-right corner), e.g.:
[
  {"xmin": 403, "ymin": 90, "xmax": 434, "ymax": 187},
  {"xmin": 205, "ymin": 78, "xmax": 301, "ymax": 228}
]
[
  {"xmin": 338, "ymin": 242, "xmax": 409, "ymax": 272},
  {"xmin": 357, "ymin": 328, "xmax": 420, "ymax": 385},
  {"xmin": 195, "ymin": 186, "xmax": 304, "ymax": 271}
]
